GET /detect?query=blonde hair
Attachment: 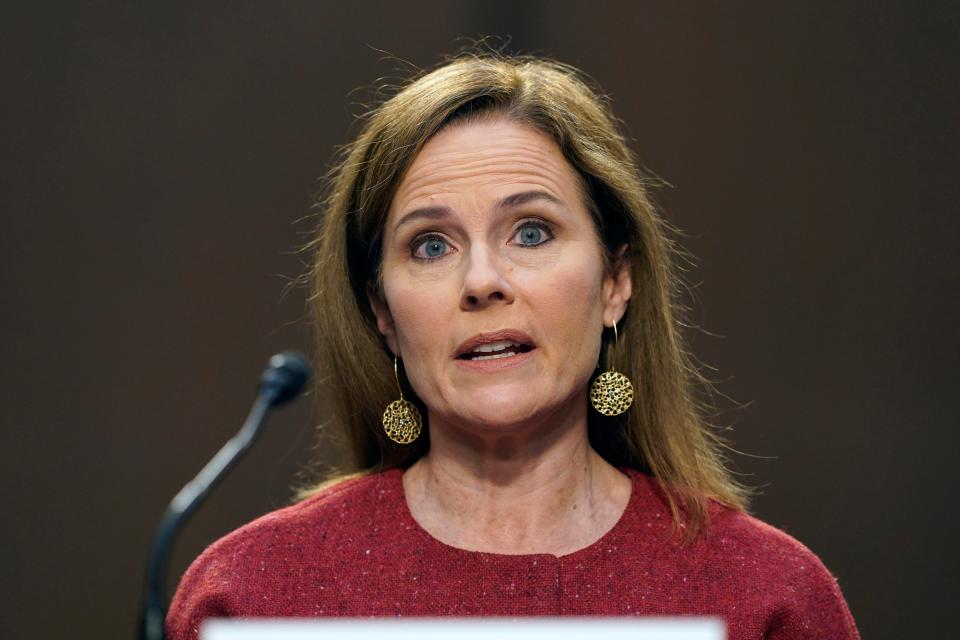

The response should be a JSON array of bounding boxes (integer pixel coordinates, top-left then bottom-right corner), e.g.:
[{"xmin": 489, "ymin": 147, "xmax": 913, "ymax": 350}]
[{"xmin": 303, "ymin": 53, "xmax": 749, "ymax": 539}]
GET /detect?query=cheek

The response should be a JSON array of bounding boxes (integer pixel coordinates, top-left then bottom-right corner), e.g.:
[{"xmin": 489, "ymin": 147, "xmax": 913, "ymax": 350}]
[
  {"xmin": 383, "ymin": 276, "xmax": 454, "ymax": 358},
  {"xmin": 516, "ymin": 256, "xmax": 606, "ymax": 377},
  {"xmin": 530, "ymin": 250, "xmax": 606, "ymax": 327}
]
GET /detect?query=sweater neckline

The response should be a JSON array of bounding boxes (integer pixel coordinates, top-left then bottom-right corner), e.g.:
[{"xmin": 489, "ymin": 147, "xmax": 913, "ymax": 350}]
[{"xmin": 386, "ymin": 466, "xmax": 645, "ymax": 561}]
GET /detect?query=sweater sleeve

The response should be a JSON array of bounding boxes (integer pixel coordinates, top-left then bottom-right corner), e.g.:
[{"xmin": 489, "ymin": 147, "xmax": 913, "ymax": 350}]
[
  {"xmin": 165, "ymin": 538, "xmax": 243, "ymax": 640},
  {"xmin": 164, "ymin": 477, "xmax": 368, "ymax": 638},
  {"xmin": 764, "ymin": 550, "xmax": 861, "ymax": 640}
]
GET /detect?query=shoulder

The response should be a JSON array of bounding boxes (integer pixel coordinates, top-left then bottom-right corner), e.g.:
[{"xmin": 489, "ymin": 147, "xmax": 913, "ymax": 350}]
[
  {"xmin": 702, "ymin": 503, "xmax": 825, "ymax": 569},
  {"xmin": 627, "ymin": 469, "xmax": 842, "ymax": 581},
  {"xmin": 186, "ymin": 469, "xmax": 401, "ymax": 566},
  {"xmin": 166, "ymin": 470, "xmax": 404, "ymax": 638},
  {"xmin": 701, "ymin": 504, "xmax": 861, "ymax": 638},
  {"xmin": 623, "ymin": 471, "xmax": 859, "ymax": 637}
]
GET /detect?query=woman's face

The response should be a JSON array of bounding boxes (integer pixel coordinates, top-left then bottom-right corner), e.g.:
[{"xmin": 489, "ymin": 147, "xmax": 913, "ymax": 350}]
[{"xmin": 370, "ymin": 117, "xmax": 631, "ymax": 433}]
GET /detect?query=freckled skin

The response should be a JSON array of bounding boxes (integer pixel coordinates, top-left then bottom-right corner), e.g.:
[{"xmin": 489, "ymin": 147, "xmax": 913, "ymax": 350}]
[{"xmin": 370, "ymin": 118, "xmax": 631, "ymax": 438}]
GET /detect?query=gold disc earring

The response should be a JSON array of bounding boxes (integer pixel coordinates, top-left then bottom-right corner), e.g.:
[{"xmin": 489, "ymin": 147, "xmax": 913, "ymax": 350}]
[
  {"xmin": 590, "ymin": 321, "xmax": 634, "ymax": 417},
  {"xmin": 382, "ymin": 356, "xmax": 422, "ymax": 445}
]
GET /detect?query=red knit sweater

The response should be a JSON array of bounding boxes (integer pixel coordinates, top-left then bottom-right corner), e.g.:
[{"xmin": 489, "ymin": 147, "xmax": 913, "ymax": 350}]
[{"xmin": 167, "ymin": 468, "xmax": 860, "ymax": 640}]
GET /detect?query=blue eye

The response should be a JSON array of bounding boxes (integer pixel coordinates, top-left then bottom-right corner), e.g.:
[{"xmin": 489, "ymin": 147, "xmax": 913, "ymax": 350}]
[
  {"xmin": 514, "ymin": 222, "xmax": 550, "ymax": 246},
  {"xmin": 412, "ymin": 236, "xmax": 450, "ymax": 260}
]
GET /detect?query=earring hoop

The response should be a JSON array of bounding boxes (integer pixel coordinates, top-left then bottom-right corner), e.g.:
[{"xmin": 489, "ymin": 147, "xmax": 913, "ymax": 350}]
[
  {"xmin": 382, "ymin": 356, "xmax": 422, "ymax": 444},
  {"xmin": 590, "ymin": 320, "xmax": 634, "ymax": 417}
]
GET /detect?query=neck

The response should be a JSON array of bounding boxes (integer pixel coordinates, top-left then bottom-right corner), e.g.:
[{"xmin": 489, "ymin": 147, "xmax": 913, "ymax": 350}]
[{"xmin": 402, "ymin": 401, "xmax": 631, "ymax": 556}]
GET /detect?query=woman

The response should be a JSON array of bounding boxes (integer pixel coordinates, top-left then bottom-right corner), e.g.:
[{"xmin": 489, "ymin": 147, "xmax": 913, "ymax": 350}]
[{"xmin": 168, "ymin": 54, "xmax": 860, "ymax": 639}]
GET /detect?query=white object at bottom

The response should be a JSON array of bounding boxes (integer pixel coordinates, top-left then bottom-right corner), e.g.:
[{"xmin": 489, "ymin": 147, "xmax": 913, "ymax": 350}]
[{"xmin": 202, "ymin": 616, "xmax": 726, "ymax": 640}]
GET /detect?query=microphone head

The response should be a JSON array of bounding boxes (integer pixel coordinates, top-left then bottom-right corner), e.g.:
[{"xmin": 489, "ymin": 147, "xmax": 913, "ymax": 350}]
[{"xmin": 258, "ymin": 351, "xmax": 311, "ymax": 406}]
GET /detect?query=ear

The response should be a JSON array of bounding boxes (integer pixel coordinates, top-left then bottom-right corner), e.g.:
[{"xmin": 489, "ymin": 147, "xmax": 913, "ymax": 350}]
[
  {"xmin": 367, "ymin": 283, "xmax": 400, "ymax": 356},
  {"xmin": 602, "ymin": 244, "xmax": 632, "ymax": 327}
]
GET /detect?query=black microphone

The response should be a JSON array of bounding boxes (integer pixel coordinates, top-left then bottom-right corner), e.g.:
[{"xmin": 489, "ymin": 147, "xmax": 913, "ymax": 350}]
[{"xmin": 138, "ymin": 351, "xmax": 311, "ymax": 640}]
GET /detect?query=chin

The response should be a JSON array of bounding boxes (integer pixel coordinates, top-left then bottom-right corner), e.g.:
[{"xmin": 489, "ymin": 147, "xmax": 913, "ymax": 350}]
[{"xmin": 446, "ymin": 390, "xmax": 559, "ymax": 431}]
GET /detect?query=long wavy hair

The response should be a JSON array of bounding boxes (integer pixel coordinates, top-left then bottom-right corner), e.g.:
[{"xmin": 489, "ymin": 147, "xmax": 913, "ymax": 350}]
[{"xmin": 302, "ymin": 52, "xmax": 749, "ymax": 539}]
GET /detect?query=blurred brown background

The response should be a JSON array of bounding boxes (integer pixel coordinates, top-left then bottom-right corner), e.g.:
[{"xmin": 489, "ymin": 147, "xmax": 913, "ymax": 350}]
[{"xmin": 2, "ymin": 2, "xmax": 957, "ymax": 638}]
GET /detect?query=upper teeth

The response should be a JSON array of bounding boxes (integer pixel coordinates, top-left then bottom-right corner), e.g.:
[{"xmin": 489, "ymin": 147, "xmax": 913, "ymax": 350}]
[{"xmin": 471, "ymin": 340, "xmax": 521, "ymax": 353}]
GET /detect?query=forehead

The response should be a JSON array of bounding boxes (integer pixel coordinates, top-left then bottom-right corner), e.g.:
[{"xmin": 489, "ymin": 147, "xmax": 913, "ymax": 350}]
[{"xmin": 389, "ymin": 117, "xmax": 586, "ymax": 216}]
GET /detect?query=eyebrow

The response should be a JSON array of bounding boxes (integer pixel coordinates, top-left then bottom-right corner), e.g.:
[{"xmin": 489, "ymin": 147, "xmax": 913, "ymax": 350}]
[
  {"xmin": 393, "ymin": 190, "xmax": 563, "ymax": 233},
  {"xmin": 393, "ymin": 206, "xmax": 452, "ymax": 233},
  {"xmin": 497, "ymin": 189, "xmax": 562, "ymax": 210}
]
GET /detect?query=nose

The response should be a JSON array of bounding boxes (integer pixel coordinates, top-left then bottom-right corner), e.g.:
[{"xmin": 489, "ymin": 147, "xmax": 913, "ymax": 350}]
[{"xmin": 459, "ymin": 244, "xmax": 515, "ymax": 310}]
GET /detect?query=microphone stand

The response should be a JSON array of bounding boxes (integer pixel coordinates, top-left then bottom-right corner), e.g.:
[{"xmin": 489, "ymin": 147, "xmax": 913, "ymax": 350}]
[{"xmin": 137, "ymin": 352, "xmax": 310, "ymax": 640}]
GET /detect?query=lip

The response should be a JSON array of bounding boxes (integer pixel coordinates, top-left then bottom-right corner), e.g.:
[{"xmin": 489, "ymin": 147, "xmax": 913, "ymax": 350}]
[
  {"xmin": 454, "ymin": 347, "xmax": 536, "ymax": 372},
  {"xmin": 454, "ymin": 329, "xmax": 536, "ymax": 359}
]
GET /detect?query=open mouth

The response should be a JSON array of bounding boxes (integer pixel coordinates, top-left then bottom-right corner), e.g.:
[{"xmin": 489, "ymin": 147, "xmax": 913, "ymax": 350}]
[{"xmin": 457, "ymin": 340, "xmax": 534, "ymax": 361}]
